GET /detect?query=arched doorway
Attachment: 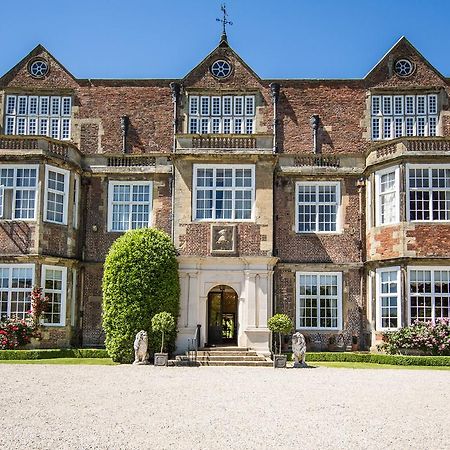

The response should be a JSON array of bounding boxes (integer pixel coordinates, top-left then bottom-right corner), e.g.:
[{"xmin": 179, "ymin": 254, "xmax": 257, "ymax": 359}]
[{"xmin": 207, "ymin": 285, "xmax": 238, "ymax": 346}]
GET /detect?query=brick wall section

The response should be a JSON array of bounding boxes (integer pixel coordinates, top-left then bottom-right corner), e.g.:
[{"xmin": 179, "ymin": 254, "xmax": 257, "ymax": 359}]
[
  {"xmin": 0, "ymin": 223, "xmax": 35, "ymax": 254},
  {"xmin": 407, "ymin": 224, "xmax": 450, "ymax": 257},
  {"xmin": 367, "ymin": 225, "xmax": 402, "ymax": 261},
  {"xmin": 40, "ymin": 224, "xmax": 70, "ymax": 258},
  {"xmin": 81, "ymin": 265, "xmax": 104, "ymax": 346},
  {"xmin": 275, "ymin": 177, "xmax": 362, "ymax": 263},
  {"xmin": 279, "ymin": 82, "xmax": 368, "ymax": 154}
]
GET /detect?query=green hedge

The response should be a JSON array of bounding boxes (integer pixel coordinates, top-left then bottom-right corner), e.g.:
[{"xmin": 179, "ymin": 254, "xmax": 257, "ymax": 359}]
[
  {"xmin": 302, "ymin": 352, "xmax": 450, "ymax": 367},
  {"xmin": 102, "ymin": 228, "xmax": 180, "ymax": 363},
  {"xmin": 0, "ymin": 348, "xmax": 109, "ymax": 360}
]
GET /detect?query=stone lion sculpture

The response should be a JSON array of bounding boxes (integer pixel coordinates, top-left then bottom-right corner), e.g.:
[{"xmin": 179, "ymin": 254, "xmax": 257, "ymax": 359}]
[
  {"xmin": 292, "ymin": 332, "xmax": 307, "ymax": 368},
  {"xmin": 133, "ymin": 330, "xmax": 149, "ymax": 365}
]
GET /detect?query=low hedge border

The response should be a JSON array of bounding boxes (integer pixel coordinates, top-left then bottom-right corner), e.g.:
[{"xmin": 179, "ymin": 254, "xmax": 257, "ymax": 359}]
[
  {"xmin": 0, "ymin": 348, "xmax": 109, "ymax": 360},
  {"xmin": 302, "ymin": 352, "xmax": 450, "ymax": 367}
]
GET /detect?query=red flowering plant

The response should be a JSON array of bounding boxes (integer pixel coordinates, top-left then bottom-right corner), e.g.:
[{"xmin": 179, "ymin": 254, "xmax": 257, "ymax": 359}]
[{"xmin": 0, "ymin": 286, "xmax": 49, "ymax": 350}]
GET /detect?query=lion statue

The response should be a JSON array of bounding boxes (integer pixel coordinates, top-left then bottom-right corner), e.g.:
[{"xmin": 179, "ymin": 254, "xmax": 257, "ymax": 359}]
[
  {"xmin": 133, "ymin": 330, "xmax": 149, "ymax": 365},
  {"xmin": 292, "ymin": 332, "xmax": 307, "ymax": 368}
]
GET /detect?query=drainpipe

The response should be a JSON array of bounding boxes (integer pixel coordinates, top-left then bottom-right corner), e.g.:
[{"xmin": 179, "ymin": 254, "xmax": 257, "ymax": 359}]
[
  {"xmin": 120, "ymin": 115, "xmax": 129, "ymax": 153},
  {"xmin": 269, "ymin": 83, "xmax": 280, "ymax": 154},
  {"xmin": 169, "ymin": 82, "xmax": 181, "ymax": 241}
]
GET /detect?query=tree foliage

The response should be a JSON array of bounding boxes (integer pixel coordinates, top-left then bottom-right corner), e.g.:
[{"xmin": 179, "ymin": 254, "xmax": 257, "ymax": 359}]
[{"xmin": 102, "ymin": 228, "xmax": 180, "ymax": 363}]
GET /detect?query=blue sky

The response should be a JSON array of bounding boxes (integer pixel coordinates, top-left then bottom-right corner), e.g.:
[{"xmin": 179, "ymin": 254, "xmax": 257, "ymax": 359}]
[{"xmin": 0, "ymin": 0, "xmax": 449, "ymax": 79}]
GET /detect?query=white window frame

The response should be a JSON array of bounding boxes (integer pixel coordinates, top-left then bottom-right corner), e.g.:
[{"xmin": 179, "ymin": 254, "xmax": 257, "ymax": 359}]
[
  {"xmin": 375, "ymin": 166, "xmax": 400, "ymax": 226},
  {"xmin": 192, "ymin": 164, "xmax": 255, "ymax": 222},
  {"xmin": 187, "ymin": 94, "xmax": 256, "ymax": 135},
  {"xmin": 0, "ymin": 164, "xmax": 39, "ymax": 221},
  {"xmin": 295, "ymin": 271, "xmax": 343, "ymax": 331},
  {"xmin": 0, "ymin": 264, "xmax": 35, "ymax": 320},
  {"xmin": 406, "ymin": 164, "xmax": 450, "ymax": 223},
  {"xmin": 107, "ymin": 181, "xmax": 153, "ymax": 232},
  {"xmin": 407, "ymin": 266, "xmax": 450, "ymax": 324},
  {"xmin": 295, "ymin": 181, "xmax": 341, "ymax": 234},
  {"xmin": 376, "ymin": 267, "xmax": 402, "ymax": 331},
  {"xmin": 4, "ymin": 94, "xmax": 72, "ymax": 140},
  {"xmin": 371, "ymin": 93, "xmax": 440, "ymax": 141},
  {"xmin": 44, "ymin": 165, "xmax": 70, "ymax": 225},
  {"xmin": 41, "ymin": 264, "xmax": 67, "ymax": 327}
]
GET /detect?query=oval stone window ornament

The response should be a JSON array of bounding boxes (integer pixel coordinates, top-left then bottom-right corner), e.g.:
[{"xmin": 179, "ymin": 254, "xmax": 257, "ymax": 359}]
[
  {"xmin": 394, "ymin": 59, "xmax": 414, "ymax": 77},
  {"xmin": 29, "ymin": 59, "xmax": 49, "ymax": 78},
  {"xmin": 210, "ymin": 59, "xmax": 232, "ymax": 79}
]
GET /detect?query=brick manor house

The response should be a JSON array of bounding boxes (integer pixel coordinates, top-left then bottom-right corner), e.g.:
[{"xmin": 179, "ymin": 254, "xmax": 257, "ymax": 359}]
[{"xmin": 0, "ymin": 35, "xmax": 449, "ymax": 355}]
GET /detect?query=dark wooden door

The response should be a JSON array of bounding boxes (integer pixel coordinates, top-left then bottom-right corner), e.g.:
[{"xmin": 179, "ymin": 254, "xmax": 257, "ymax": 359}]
[{"xmin": 207, "ymin": 287, "xmax": 237, "ymax": 346}]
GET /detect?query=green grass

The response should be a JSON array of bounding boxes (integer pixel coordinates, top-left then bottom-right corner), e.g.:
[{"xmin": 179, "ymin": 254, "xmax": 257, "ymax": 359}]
[
  {"xmin": 0, "ymin": 358, "xmax": 116, "ymax": 365},
  {"xmin": 307, "ymin": 361, "xmax": 450, "ymax": 370}
]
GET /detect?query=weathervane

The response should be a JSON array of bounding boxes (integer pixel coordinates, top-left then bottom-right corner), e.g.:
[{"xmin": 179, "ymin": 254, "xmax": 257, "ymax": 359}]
[{"xmin": 216, "ymin": 3, "xmax": 233, "ymax": 41}]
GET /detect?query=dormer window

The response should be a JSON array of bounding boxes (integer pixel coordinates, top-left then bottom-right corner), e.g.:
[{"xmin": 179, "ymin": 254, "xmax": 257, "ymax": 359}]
[
  {"xmin": 4, "ymin": 94, "xmax": 72, "ymax": 140},
  {"xmin": 188, "ymin": 94, "xmax": 255, "ymax": 134},
  {"xmin": 371, "ymin": 93, "xmax": 439, "ymax": 140}
]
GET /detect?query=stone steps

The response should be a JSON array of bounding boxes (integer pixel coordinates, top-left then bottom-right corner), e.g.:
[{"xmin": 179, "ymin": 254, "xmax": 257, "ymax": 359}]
[{"xmin": 176, "ymin": 346, "xmax": 272, "ymax": 367}]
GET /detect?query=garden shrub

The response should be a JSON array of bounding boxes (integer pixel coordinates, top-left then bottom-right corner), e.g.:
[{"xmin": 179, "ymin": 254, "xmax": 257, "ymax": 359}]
[
  {"xmin": 380, "ymin": 319, "xmax": 450, "ymax": 356},
  {"xmin": 102, "ymin": 228, "xmax": 180, "ymax": 363},
  {"xmin": 0, "ymin": 317, "xmax": 35, "ymax": 350},
  {"xmin": 0, "ymin": 348, "xmax": 109, "ymax": 360}
]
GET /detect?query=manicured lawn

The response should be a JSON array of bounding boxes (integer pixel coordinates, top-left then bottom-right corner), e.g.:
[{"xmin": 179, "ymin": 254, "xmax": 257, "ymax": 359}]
[
  {"xmin": 309, "ymin": 361, "xmax": 450, "ymax": 370},
  {"xmin": 0, "ymin": 358, "xmax": 116, "ymax": 365}
]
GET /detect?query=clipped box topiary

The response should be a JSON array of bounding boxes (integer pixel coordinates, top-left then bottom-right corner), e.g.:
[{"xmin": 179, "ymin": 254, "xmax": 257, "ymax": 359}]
[{"xmin": 102, "ymin": 228, "xmax": 180, "ymax": 363}]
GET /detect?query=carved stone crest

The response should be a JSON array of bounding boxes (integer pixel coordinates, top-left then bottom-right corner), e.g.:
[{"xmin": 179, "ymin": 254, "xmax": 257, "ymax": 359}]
[{"xmin": 211, "ymin": 225, "xmax": 236, "ymax": 254}]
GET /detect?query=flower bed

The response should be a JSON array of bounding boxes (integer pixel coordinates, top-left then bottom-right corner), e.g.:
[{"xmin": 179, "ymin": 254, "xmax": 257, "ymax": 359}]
[{"xmin": 380, "ymin": 319, "xmax": 450, "ymax": 356}]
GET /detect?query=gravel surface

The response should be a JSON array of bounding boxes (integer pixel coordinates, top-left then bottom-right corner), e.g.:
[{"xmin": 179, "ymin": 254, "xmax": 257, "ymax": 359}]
[{"xmin": 1, "ymin": 364, "xmax": 449, "ymax": 450}]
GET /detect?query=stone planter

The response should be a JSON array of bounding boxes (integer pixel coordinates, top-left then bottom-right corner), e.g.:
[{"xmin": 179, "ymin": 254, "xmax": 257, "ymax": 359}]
[
  {"xmin": 273, "ymin": 354, "xmax": 287, "ymax": 369},
  {"xmin": 154, "ymin": 352, "xmax": 168, "ymax": 366}
]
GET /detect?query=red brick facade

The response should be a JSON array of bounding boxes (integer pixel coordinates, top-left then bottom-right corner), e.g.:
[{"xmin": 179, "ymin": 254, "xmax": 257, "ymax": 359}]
[{"xmin": 0, "ymin": 36, "xmax": 449, "ymax": 351}]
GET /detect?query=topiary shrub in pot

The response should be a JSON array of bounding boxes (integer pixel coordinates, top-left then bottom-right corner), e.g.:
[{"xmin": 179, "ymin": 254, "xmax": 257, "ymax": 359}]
[
  {"xmin": 102, "ymin": 228, "xmax": 180, "ymax": 363},
  {"xmin": 268, "ymin": 313, "xmax": 293, "ymax": 368},
  {"xmin": 151, "ymin": 311, "xmax": 176, "ymax": 366}
]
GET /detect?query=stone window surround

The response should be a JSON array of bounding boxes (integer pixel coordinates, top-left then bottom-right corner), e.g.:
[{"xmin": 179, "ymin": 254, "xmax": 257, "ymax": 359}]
[
  {"xmin": 192, "ymin": 163, "xmax": 256, "ymax": 222},
  {"xmin": 295, "ymin": 271, "xmax": 343, "ymax": 331}
]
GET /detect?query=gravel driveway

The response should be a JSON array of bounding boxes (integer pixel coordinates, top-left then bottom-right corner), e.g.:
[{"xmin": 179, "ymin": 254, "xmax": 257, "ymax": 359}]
[{"xmin": 1, "ymin": 364, "xmax": 448, "ymax": 450}]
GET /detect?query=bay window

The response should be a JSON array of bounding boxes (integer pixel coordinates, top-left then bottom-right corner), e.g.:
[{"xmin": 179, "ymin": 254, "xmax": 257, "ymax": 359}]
[
  {"xmin": 408, "ymin": 165, "xmax": 450, "ymax": 221},
  {"xmin": 409, "ymin": 268, "xmax": 450, "ymax": 323},
  {"xmin": 375, "ymin": 166, "xmax": 400, "ymax": 226},
  {"xmin": 44, "ymin": 165, "xmax": 69, "ymax": 225},
  {"xmin": 376, "ymin": 267, "xmax": 401, "ymax": 330},
  {"xmin": 0, "ymin": 265, "xmax": 34, "ymax": 320},
  {"xmin": 0, "ymin": 165, "xmax": 38, "ymax": 220}
]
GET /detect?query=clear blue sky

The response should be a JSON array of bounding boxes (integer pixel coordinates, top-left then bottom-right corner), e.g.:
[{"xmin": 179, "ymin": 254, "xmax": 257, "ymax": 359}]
[{"xmin": 0, "ymin": 0, "xmax": 449, "ymax": 80}]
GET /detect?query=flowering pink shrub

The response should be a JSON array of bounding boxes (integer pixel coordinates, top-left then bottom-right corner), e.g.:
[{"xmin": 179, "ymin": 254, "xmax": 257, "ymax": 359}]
[
  {"xmin": 381, "ymin": 319, "xmax": 450, "ymax": 356},
  {"xmin": 0, "ymin": 285, "xmax": 48, "ymax": 350}
]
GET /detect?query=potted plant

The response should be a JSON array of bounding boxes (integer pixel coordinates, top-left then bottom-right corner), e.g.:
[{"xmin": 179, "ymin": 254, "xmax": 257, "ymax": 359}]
[
  {"xmin": 268, "ymin": 313, "xmax": 293, "ymax": 368},
  {"xmin": 151, "ymin": 311, "xmax": 175, "ymax": 366}
]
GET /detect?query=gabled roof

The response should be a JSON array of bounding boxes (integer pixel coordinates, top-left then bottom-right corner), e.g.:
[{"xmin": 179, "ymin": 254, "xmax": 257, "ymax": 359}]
[
  {"xmin": 0, "ymin": 44, "xmax": 78, "ymax": 86},
  {"xmin": 364, "ymin": 36, "xmax": 446, "ymax": 81},
  {"xmin": 182, "ymin": 35, "xmax": 261, "ymax": 82}
]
